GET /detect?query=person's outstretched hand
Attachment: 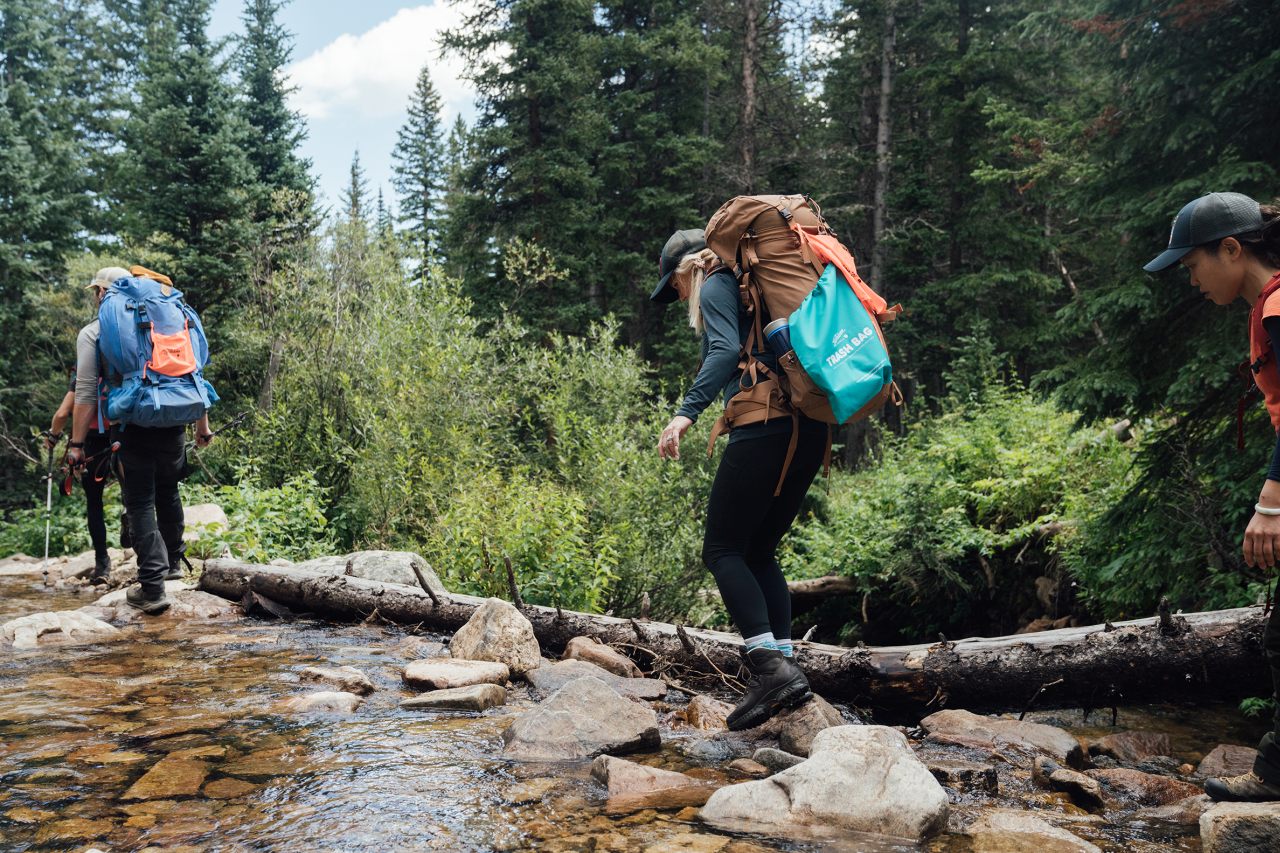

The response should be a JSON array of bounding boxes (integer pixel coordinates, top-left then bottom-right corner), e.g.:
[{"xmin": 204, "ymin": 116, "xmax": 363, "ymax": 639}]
[
  {"xmin": 1244, "ymin": 510, "xmax": 1280, "ymax": 571},
  {"xmin": 658, "ymin": 416, "xmax": 693, "ymax": 460}
]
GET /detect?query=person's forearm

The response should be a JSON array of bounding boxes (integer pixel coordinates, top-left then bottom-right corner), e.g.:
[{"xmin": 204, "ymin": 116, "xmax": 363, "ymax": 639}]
[
  {"xmin": 70, "ymin": 402, "xmax": 96, "ymax": 444},
  {"xmin": 197, "ymin": 414, "xmax": 210, "ymax": 435},
  {"xmin": 50, "ymin": 392, "xmax": 74, "ymax": 434}
]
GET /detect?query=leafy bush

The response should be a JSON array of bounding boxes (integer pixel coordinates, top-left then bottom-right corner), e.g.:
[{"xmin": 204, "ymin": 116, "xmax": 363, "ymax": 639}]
[
  {"xmin": 0, "ymin": 486, "xmax": 123, "ymax": 559},
  {"xmin": 182, "ymin": 472, "xmax": 335, "ymax": 563},
  {"xmin": 780, "ymin": 383, "xmax": 1133, "ymax": 643}
]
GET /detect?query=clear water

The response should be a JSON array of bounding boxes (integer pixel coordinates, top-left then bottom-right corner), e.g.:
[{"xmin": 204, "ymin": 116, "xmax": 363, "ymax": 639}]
[{"xmin": 0, "ymin": 574, "xmax": 1255, "ymax": 851}]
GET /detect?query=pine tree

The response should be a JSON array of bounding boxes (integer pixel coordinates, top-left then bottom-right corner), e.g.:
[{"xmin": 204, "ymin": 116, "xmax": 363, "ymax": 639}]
[
  {"xmin": 117, "ymin": 0, "xmax": 255, "ymax": 314},
  {"xmin": 342, "ymin": 150, "xmax": 369, "ymax": 225},
  {"xmin": 391, "ymin": 63, "xmax": 445, "ymax": 277},
  {"xmin": 237, "ymin": 0, "xmax": 312, "ymax": 211}
]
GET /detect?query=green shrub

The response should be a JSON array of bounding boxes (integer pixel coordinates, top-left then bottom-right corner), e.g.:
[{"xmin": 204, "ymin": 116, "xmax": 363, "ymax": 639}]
[{"xmin": 182, "ymin": 472, "xmax": 335, "ymax": 563}]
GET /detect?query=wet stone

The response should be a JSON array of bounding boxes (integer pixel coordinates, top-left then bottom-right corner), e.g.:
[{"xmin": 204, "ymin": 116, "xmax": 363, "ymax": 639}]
[
  {"xmin": 727, "ymin": 758, "xmax": 770, "ymax": 779},
  {"xmin": 34, "ymin": 817, "xmax": 118, "ymax": 843},
  {"xmin": 1201, "ymin": 802, "xmax": 1280, "ymax": 852},
  {"xmin": 298, "ymin": 665, "xmax": 376, "ymax": 696},
  {"xmin": 753, "ymin": 747, "xmax": 804, "ymax": 774},
  {"xmin": 203, "ymin": 777, "xmax": 258, "ymax": 799},
  {"xmin": 281, "ymin": 690, "xmax": 365, "ymax": 714},
  {"xmin": 400, "ymin": 683, "xmax": 507, "ymax": 712},
  {"xmin": 775, "ymin": 695, "xmax": 848, "ymax": 757},
  {"xmin": 1086, "ymin": 767, "xmax": 1202, "ymax": 807},
  {"xmin": 562, "ymin": 636, "xmax": 644, "ymax": 678},
  {"xmin": 927, "ymin": 757, "xmax": 1000, "ymax": 794},
  {"xmin": 507, "ymin": 777, "xmax": 559, "ymax": 805},
  {"xmin": 1199, "ymin": 744, "xmax": 1256, "ymax": 778},
  {"xmin": 680, "ymin": 695, "xmax": 732, "ymax": 731},
  {"xmin": 122, "ymin": 756, "xmax": 212, "ymax": 800},
  {"xmin": 965, "ymin": 809, "xmax": 1101, "ymax": 853},
  {"xmin": 403, "ymin": 658, "xmax": 510, "ymax": 691},
  {"xmin": 526, "ymin": 658, "xmax": 667, "ymax": 701},
  {"xmin": 219, "ymin": 746, "xmax": 298, "ymax": 778},
  {"xmin": 6, "ymin": 806, "xmax": 57, "ymax": 824}
]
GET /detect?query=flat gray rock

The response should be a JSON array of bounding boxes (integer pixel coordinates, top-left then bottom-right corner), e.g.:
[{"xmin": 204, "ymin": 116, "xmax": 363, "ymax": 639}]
[
  {"xmin": 403, "ymin": 658, "xmax": 509, "ymax": 690},
  {"xmin": 2, "ymin": 610, "xmax": 121, "ymax": 649},
  {"xmin": 299, "ymin": 665, "xmax": 375, "ymax": 696},
  {"xmin": 753, "ymin": 747, "xmax": 804, "ymax": 773},
  {"xmin": 502, "ymin": 676, "xmax": 659, "ymax": 761},
  {"xmin": 400, "ymin": 683, "xmax": 507, "ymax": 712},
  {"xmin": 1201, "ymin": 802, "xmax": 1280, "ymax": 852},
  {"xmin": 294, "ymin": 550, "xmax": 448, "ymax": 597},
  {"xmin": 700, "ymin": 725, "xmax": 948, "ymax": 842},
  {"xmin": 527, "ymin": 659, "xmax": 666, "ymax": 700},
  {"xmin": 921, "ymin": 708, "xmax": 1086, "ymax": 768},
  {"xmin": 965, "ymin": 809, "xmax": 1101, "ymax": 852}
]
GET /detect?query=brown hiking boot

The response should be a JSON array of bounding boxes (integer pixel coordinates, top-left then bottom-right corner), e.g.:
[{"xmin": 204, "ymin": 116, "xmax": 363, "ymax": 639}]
[{"xmin": 1205, "ymin": 771, "xmax": 1280, "ymax": 802}]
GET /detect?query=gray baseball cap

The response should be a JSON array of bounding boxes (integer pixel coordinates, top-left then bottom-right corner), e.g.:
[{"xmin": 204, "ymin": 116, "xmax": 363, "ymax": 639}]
[
  {"xmin": 1144, "ymin": 192, "xmax": 1263, "ymax": 272},
  {"xmin": 650, "ymin": 228, "xmax": 706, "ymax": 303}
]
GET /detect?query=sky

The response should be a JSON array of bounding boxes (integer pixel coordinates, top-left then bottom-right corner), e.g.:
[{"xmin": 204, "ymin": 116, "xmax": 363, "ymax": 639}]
[{"xmin": 209, "ymin": 0, "xmax": 479, "ymax": 216}]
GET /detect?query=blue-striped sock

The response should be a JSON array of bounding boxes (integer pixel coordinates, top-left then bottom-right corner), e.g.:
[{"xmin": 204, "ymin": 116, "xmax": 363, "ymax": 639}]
[
  {"xmin": 743, "ymin": 632, "xmax": 777, "ymax": 654},
  {"xmin": 776, "ymin": 639, "xmax": 794, "ymax": 658}
]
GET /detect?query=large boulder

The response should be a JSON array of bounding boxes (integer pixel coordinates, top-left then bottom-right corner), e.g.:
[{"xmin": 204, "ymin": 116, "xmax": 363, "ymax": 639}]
[
  {"xmin": 562, "ymin": 636, "xmax": 643, "ymax": 678},
  {"xmin": 965, "ymin": 809, "xmax": 1101, "ymax": 853},
  {"xmin": 2, "ymin": 610, "xmax": 121, "ymax": 649},
  {"xmin": 501, "ymin": 676, "xmax": 659, "ymax": 761},
  {"xmin": 182, "ymin": 503, "xmax": 228, "ymax": 542},
  {"xmin": 921, "ymin": 709, "xmax": 1087, "ymax": 769},
  {"xmin": 1201, "ymin": 802, "xmax": 1280, "ymax": 853},
  {"xmin": 449, "ymin": 598, "xmax": 541, "ymax": 676},
  {"xmin": 1199, "ymin": 745, "xmax": 1256, "ymax": 778},
  {"xmin": 699, "ymin": 725, "xmax": 948, "ymax": 842},
  {"xmin": 402, "ymin": 658, "xmax": 509, "ymax": 691},
  {"xmin": 294, "ymin": 550, "xmax": 448, "ymax": 597},
  {"xmin": 527, "ymin": 659, "xmax": 665, "ymax": 700},
  {"xmin": 1089, "ymin": 730, "xmax": 1173, "ymax": 763}
]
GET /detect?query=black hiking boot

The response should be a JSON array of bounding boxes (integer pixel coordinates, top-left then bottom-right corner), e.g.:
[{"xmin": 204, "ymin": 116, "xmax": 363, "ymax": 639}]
[
  {"xmin": 90, "ymin": 554, "xmax": 111, "ymax": 586},
  {"xmin": 164, "ymin": 561, "xmax": 184, "ymax": 581},
  {"xmin": 1205, "ymin": 771, "xmax": 1280, "ymax": 802},
  {"xmin": 726, "ymin": 647, "xmax": 812, "ymax": 731},
  {"xmin": 125, "ymin": 584, "xmax": 171, "ymax": 615}
]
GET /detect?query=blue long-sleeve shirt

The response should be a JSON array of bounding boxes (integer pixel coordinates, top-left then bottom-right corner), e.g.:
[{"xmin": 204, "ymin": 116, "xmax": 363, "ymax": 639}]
[{"xmin": 675, "ymin": 270, "xmax": 793, "ymax": 443}]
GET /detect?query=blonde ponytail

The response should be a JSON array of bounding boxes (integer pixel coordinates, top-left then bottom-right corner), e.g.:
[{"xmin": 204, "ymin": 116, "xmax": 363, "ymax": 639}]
[{"xmin": 675, "ymin": 248, "xmax": 722, "ymax": 333}]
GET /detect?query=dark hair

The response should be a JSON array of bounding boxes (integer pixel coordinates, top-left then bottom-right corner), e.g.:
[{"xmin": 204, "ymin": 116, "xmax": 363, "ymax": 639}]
[{"xmin": 1200, "ymin": 200, "xmax": 1280, "ymax": 268}]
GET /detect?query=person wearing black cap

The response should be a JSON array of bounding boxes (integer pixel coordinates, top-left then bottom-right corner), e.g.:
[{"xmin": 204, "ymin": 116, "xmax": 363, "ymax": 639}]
[
  {"xmin": 653, "ymin": 228, "xmax": 825, "ymax": 731},
  {"xmin": 1146, "ymin": 191, "xmax": 1280, "ymax": 801}
]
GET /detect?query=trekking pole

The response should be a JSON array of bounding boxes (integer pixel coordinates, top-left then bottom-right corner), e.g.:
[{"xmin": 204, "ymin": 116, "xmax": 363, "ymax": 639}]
[
  {"xmin": 184, "ymin": 410, "xmax": 250, "ymax": 451},
  {"xmin": 39, "ymin": 433, "xmax": 58, "ymax": 586}
]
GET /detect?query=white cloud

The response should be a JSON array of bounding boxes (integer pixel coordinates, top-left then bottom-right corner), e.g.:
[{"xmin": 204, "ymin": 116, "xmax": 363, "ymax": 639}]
[{"xmin": 286, "ymin": 3, "xmax": 477, "ymax": 124}]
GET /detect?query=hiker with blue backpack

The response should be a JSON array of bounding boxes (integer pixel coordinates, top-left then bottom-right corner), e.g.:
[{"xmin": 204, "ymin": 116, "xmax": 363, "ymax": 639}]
[
  {"xmin": 653, "ymin": 195, "xmax": 900, "ymax": 730},
  {"xmin": 65, "ymin": 266, "xmax": 219, "ymax": 614}
]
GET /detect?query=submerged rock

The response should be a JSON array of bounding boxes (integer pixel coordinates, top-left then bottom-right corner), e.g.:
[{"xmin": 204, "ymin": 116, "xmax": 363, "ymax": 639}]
[
  {"xmin": 121, "ymin": 756, "xmax": 211, "ymax": 800},
  {"xmin": 299, "ymin": 665, "xmax": 375, "ymax": 696},
  {"xmin": 965, "ymin": 809, "xmax": 1101, "ymax": 853},
  {"xmin": 1086, "ymin": 767, "xmax": 1202, "ymax": 807},
  {"xmin": 394, "ymin": 636, "xmax": 448, "ymax": 660},
  {"xmin": 280, "ymin": 691, "xmax": 364, "ymax": 714},
  {"xmin": 699, "ymin": 725, "xmax": 948, "ymax": 842},
  {"xmin": 1201, "ymin": 802, "xmax": 1280, "ymax": 852},
  {"xmin": 527, "ymin": 659, "xmax": 666, "ymax": 700},
  {"xmin": 502, "ymin": 676, "xmax": 659, "ymax": 760},
  {"xmin": 403, "ymin": 658, "xmax": 510, "ymax": 691},
  {"xmin": 449, "ymin": 598, "xmax": 542, "ymax": 676},
  {"xmin": 1090, "ymin": 730, "xmax": 1173, "ymax": 763},
  {"xmin": 562, "ymin": 636, "xmax": 643, "ymax": 678},
  {"xmin": 400, "ymin": 684, "xmax": 507, "ymax": 711},
  {"xmin": 1199, "ymin": 744, "xmax": 1256, "ymax": 778},
  {"xmin": 921, "ymin": 708, "xmax": 1087, "ymax": 769},
  {"xmin": 1134, "ymin": 794, "xmax": 1211, "ymax": 825},
  {"xmin": 1, "ymin": 610, "xmax": 121, "ymax": 649}
]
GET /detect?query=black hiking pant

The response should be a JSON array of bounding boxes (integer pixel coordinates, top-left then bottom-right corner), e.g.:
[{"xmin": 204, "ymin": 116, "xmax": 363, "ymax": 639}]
[
  {"xmin": 1255, "ymin": 599, "xmax": 1280, "ymax": 782},
  {"xmin": 81, "ymin": 431, "xmax": 114, "ymax": 560},
  {"xmin": 114, "ymin": 425, "xmax": 186, "ymax": 597},
  {"xmin": 701, "ymin": 418, "xmax": 828, "ymax": 641}
]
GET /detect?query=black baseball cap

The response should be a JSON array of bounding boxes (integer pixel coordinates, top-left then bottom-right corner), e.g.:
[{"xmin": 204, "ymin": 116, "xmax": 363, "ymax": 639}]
[
  {"xmin": 650, "ymin": 228, "xmax": 706, "ymax": 304},
  {"xmin": 1144, "ymin": 192, "xmax": 1263, "ymax": 272}
]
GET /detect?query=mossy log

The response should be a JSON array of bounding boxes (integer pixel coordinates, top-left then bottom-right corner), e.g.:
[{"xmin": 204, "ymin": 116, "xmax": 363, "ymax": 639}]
[{"xmin": 200, "ymin": 560, "xmax": 1268, "ymax": 717}]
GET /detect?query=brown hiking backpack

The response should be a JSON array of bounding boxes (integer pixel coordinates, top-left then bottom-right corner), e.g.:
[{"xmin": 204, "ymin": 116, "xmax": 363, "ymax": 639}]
[{"xmin": 702, "ymin": 194, "xmax": 903, "ymax": 493}]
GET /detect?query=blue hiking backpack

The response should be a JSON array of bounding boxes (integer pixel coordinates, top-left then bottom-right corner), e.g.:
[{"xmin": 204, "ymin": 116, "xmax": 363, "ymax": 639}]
[{"xmin": 96, "ymin": 267, "xmax": 219, "ymax": 429}]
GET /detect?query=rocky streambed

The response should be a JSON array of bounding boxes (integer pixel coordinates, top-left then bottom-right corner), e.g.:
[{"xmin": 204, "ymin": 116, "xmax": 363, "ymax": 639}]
[{"xmin": 2, "ymin": 550, "xmax": 1279, "ymax": 852}]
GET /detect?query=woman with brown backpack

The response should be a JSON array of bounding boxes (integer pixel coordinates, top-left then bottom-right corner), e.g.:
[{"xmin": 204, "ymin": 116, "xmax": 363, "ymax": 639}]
[{"xmin": 652, "ymin": 225, "xmax": 824, "ymax": 730}]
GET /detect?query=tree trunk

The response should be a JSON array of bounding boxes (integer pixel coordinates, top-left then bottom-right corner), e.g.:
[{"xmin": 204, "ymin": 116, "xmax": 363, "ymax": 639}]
[
  {"xmin": 257, "ymin": 336, "xmax": 284, "ymax": 411},
  {"xmin": 869, "ymin": 3, "xmax": 896, "ymax": 290},
  {"xmin": 199, "ymin": 560, "xmax": 1269, "ymax": 718},
  {"xmin": 738, "ymin": 0, "xmax": 759, "ymax": 193},
  {"xmin": 947, "ymin": 0, "xmax": 970, "ymax": 274}
]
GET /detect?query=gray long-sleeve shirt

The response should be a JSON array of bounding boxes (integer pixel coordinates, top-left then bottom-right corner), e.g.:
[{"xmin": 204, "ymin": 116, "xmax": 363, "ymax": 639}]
[
  {"xmin": 74, "ymin": 320, "xmax": 102, "ymax": 406},
  {"xmin": 675, "ymin": 270, "xmax": 791, "ymax": 442}
]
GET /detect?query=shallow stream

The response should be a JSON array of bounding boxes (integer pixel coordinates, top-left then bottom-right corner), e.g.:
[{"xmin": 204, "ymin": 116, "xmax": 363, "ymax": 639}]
[{"xmin": 0, "ymin": 574, "xmax": 1267, "ymax": 851}]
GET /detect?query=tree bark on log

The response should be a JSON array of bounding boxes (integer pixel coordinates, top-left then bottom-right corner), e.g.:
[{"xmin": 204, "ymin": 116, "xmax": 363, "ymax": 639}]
[{"xmin": 199, "ymin": 560, "xmax": 1268, "ymax": 718}]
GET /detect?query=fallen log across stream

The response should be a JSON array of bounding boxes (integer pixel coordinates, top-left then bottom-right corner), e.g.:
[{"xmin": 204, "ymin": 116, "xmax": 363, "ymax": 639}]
[{"xmin": 200, "ymin": 560, "xmax": 1269, "ymax": 717}]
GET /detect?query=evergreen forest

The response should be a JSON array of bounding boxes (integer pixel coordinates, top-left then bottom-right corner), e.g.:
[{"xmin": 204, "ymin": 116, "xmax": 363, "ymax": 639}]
[{"xmin": 3, "ymin": 0, "xmax": 1279, "ymax": 645}]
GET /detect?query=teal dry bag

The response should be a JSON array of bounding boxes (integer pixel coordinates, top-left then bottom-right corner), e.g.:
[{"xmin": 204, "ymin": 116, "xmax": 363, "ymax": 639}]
[{"xmin": 788, "ymin": 264, "xmax": 892, "ymax": 424}]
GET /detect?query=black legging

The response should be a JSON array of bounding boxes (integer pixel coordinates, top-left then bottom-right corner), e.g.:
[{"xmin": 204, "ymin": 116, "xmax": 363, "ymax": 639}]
[
  {"xmin": 82, "ymin": 431, "xmax": 114, "ymax": 559},
  {"xmin": 701, "ymin": 418, "xmax": 829, "ymax": 640}
]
